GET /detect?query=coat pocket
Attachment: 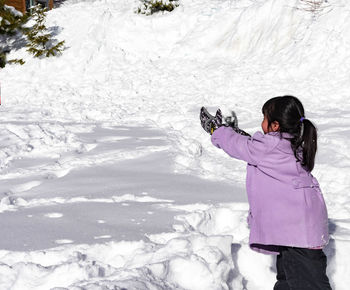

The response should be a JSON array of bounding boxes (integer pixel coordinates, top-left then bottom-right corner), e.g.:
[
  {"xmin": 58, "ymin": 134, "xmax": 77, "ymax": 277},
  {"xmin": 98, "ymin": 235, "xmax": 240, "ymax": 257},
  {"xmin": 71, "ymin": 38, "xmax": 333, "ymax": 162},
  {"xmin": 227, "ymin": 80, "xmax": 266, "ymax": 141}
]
[{"xmin": 292, "ymin": 176, "xmax": 320, "ymax": 189}]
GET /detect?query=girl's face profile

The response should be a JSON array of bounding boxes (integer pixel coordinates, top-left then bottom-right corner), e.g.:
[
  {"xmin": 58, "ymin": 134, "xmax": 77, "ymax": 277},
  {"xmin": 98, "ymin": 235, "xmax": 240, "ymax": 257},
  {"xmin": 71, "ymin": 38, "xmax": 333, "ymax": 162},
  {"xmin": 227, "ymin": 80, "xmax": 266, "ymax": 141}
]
[
  {"xmin": 261, "ymin": 115, "xmax": 280, "ymax": 134},
  {"xmin": 261, "ymin": 115, "xmax": 269, "ymax": 134}
]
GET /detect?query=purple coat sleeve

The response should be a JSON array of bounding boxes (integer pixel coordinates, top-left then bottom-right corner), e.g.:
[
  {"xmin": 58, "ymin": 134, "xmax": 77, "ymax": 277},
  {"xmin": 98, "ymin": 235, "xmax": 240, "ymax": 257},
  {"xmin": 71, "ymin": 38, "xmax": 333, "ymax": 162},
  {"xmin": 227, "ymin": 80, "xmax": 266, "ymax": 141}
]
[{"xmin": 211, "ymin": 126, "xmax": 273, "ymax": 166}]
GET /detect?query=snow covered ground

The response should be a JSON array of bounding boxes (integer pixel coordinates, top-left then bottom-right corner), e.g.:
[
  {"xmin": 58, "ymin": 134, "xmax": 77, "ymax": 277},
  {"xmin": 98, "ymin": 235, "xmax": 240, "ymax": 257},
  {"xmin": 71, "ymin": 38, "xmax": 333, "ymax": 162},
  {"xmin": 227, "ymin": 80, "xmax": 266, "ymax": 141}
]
[{"xmin": 0, "ymin": 0, "xmax": 350, "ymax": 288}]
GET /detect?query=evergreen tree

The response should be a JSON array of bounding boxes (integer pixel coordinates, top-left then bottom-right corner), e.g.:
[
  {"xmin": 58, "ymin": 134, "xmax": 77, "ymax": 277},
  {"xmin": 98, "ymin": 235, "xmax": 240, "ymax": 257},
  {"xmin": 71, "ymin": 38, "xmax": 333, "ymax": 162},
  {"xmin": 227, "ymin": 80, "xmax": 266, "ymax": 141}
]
[
  {"xmin": 25, "ymin": 5, "xmax": 64, "ymax": 58},
  {"xmin": 137, "ymin": 0, "xmax": 179, "ymax": 15},
  {"xmin": 0, "ymin": 0, "xmax": 28, "ymax": 67},
  {"xmin": 0, "ymin": 0, "xmax": 28, "ymax": 36}
]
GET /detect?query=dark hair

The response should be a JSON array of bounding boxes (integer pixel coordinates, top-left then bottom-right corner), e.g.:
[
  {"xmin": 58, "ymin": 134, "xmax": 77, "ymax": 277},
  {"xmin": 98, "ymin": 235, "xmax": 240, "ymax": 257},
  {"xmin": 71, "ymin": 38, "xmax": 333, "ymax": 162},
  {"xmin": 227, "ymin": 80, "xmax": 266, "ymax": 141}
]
[{"xmin": 262, "ymin": 95, "xmax": 317, "ymax": 172}]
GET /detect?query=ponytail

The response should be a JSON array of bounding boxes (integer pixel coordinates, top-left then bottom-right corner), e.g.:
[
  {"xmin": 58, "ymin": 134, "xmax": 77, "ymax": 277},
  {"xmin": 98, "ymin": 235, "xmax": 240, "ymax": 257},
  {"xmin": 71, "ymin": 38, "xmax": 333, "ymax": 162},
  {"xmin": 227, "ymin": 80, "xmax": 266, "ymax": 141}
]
[
  {"xmin": 262, "ymin": 96, "xmax": 318, "ymax": 172},
  {"xmin": 300, "ymin": 119, "xmax": 317, "ymax": 172}
]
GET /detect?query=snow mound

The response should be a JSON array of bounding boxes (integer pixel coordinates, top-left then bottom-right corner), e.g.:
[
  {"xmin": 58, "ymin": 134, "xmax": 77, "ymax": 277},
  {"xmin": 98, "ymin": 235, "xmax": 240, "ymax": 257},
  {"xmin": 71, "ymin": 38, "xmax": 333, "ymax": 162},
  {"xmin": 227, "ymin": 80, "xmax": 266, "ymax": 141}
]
[{"xmin": 0, "ymin": 204, "xmax": 272, "ymax": 289}]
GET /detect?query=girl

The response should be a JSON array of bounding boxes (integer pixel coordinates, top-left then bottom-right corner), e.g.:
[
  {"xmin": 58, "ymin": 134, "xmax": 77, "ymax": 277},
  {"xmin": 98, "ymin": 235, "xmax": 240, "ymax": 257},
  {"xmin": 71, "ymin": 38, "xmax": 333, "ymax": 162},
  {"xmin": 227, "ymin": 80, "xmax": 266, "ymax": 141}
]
[{"xmin": 200, "ymin": 96, "xmax": 331, "ymax": 289}]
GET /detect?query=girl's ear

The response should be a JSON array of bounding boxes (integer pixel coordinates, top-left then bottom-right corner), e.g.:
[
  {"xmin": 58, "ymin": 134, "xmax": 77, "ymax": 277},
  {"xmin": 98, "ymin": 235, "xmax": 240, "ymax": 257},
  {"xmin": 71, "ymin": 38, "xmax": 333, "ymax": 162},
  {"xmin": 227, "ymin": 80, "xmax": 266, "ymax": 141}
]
[{"xmin": 271, "ymin": 121, "xmax": 280, "ymax": 132}]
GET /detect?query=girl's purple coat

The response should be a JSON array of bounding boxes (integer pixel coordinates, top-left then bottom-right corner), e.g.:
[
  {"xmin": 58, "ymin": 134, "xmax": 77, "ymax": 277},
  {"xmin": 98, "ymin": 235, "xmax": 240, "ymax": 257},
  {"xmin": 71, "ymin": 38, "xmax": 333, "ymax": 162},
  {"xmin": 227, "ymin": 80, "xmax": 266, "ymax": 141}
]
[{"xmin": 211, "ymin": 126, "xmax": 329, "ymax": 255}]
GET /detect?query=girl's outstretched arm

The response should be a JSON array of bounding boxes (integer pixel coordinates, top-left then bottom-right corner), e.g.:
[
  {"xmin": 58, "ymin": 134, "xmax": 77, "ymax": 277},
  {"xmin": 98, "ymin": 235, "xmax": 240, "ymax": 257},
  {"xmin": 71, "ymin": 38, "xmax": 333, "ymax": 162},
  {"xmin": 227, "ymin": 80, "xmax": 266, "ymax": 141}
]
[{"xmin": 211, "ymin": 126, "xmax": 276, "ymax": 165}]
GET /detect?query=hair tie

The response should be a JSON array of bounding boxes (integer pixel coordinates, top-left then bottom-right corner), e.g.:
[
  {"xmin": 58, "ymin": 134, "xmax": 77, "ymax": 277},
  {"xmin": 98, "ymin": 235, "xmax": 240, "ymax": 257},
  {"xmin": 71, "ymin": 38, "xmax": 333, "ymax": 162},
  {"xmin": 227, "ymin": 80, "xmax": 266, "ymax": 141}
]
[{"xmin": 300, "ymin": 117, "xmax": 305, "ymax": 122}]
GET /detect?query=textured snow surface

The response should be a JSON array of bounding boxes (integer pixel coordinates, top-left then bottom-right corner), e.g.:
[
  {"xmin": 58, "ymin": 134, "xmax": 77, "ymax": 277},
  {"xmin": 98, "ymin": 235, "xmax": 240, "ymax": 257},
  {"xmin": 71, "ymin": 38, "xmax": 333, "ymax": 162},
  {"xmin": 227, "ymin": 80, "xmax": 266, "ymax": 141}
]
[{"xmin": 0, "ymin": 0, "xmax": 350, "ymax": 289}]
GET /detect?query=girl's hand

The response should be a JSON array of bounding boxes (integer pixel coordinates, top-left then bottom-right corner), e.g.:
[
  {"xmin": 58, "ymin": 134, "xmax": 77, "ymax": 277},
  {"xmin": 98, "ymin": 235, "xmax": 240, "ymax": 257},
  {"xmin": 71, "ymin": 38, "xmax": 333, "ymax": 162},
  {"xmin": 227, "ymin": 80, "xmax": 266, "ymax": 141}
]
[{"xmin": 200, "ymin": 107, "xmax": 223, "ymax": 135}]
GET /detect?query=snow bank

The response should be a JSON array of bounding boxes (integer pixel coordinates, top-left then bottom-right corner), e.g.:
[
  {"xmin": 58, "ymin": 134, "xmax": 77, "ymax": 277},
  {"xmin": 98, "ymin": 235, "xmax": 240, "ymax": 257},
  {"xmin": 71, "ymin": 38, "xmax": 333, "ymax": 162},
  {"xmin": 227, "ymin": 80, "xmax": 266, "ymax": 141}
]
[
  {"xmin": 0, "ymin": 203, "xmax": 274, "ymax": 289},
  {"xmin": 0, "ymin": 202, "xmax": 343, "ymax": 289}
]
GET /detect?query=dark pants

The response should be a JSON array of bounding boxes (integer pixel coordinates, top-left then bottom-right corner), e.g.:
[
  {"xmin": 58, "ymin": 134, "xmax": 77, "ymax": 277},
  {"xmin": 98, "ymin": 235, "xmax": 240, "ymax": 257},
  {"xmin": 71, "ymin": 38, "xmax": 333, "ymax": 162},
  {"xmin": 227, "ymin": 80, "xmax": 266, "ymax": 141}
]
[{"xmin": 273, "ymin": 247, "xmax": 332, "ymax": 290}]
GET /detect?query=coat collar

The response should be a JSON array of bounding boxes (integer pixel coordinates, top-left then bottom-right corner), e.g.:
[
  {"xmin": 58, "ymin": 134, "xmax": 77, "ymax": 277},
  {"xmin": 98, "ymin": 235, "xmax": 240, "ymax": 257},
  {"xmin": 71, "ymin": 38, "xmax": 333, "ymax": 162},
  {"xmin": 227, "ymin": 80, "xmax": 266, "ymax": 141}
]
[{"xmin": 266, "ymin": 132, "xmax": 295, "ymax": 154}]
